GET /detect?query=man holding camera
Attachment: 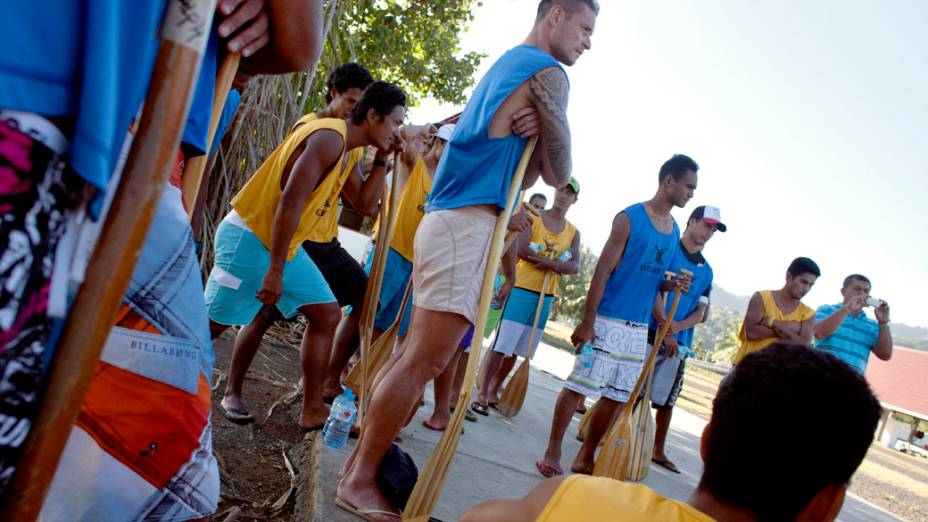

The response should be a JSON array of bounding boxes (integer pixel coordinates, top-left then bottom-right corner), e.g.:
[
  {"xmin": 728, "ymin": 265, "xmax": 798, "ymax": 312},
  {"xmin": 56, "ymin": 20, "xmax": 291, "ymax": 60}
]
[{"xmin": 814, "ymin": 274, "xmax": 893, "ymax": 374}]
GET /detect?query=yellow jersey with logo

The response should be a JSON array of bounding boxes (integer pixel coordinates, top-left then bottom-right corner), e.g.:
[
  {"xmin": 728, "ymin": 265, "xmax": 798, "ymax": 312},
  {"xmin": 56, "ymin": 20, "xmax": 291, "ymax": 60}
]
[
  {"xmin": 733, "ymin": 290, "xmax": 815, "ymax": 364},
  {"xmin": 537, "ymin": 476, "xmax": 716, "ymax": 522},
  {"xmin": 292, "ymin": 112, "xmax": 365, "ymax": 243},
  {"xmin": 231, "ymin": 118, "xmax": 347, "ymax": 260},
  {"xmin": 388, "ymin": 156, "xmax": 432, "ymax": 261},
  {"xmin": 514, "ymin": 214, "xmax": 576, "ymax": 296}
]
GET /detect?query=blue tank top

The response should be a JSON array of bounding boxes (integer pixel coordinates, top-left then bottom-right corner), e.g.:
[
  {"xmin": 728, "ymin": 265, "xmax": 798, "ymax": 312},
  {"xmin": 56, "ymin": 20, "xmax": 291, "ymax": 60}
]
[
  {"xmin": 649, "ymin": 241, "xmax": 714, "ymax": 347},
  {"xmin": 598, "ymin": 203, "xmax": 681, "ymax": 324},
  {"xmin": 428, "ymin": 45, "xmax": 563, "ymax": 212}
]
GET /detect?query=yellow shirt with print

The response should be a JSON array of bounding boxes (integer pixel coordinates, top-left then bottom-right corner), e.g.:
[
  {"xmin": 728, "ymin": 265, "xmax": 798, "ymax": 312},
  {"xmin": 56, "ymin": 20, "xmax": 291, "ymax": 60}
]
[
  {"xmin": 231, "ymin": 118, "xmax": 347, "ymax": 260},
  {"xmin": 733, "ymin": 290, "xmax": 815, "ymax": 364},
  {"xmin": 388, "ymin": 156, "xmax": 432, "ymax": 261},
  {"xmin": 538, "ymin": 476, "xmax": 716, "ymax": 522},
  {"xmin": 514, "ymin": 215, "xmax": 576, "ymax": 296},
  {"xmin": 291, "ymin": 112, "xmax": 366, "ymax": 243}
]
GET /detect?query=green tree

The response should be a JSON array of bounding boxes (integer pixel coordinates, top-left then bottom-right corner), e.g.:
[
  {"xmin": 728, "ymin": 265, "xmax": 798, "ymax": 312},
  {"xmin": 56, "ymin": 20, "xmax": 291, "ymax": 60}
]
[
  {"xmin": 201, "ymin": 0, "xmax": 484, "ymax": 267},
  {"xmin": 551, "ymin": 245, "xmax": 599, "ymax": 325}
]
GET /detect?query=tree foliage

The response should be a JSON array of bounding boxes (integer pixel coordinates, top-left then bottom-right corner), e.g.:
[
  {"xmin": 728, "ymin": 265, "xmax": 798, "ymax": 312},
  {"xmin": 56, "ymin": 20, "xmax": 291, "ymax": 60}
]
[
  {"xmin": 550, "ymin": 246, "xmax": 599, "ymax": 325},
  {"xmin": 200, "ymin": 0, "xmax": 484, "ymax": 269}
]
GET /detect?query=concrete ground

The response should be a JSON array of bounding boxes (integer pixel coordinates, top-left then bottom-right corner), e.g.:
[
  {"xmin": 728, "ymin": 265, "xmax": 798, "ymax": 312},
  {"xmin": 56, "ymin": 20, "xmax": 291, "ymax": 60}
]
[{"xmin": 310, "ymin": 342, "xmax": 902, "ymax": 521}]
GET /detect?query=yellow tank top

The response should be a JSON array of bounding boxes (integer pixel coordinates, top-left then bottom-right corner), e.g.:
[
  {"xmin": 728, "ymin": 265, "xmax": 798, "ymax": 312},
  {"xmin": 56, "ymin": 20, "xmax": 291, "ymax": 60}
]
[
  {"xmin": 514, "ymin": 214, "xmax": 576, "ymax": 296},
  {"xmin": 538, "ymin": 476, "xmax": 716, "ymax": 522},
  {"xmin": 389, "ymin": 156, "xmax": 432, "ymax": 261},
  {"xmin": 733, "ymin": 290, "xmax": 815, "ymax": 364},
  {"xmin": 292, "ymin": 112, "xmax": 366, "ymax": 243},
  {"xmin": 231, "ymin": 118, "xmax": 347, "ymax": 260}
]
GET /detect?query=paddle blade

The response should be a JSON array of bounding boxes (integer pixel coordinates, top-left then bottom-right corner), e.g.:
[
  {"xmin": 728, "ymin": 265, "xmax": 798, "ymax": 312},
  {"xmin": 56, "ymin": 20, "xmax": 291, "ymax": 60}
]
[
  {"xmin": 344, "ymin": 322, "xmax": 398, "ymax": 396},
  {"xmin": 496, "ymin": 360, "xmax": 530, "ymax": 417},
  {"xmin": 593, "ymin": 413, "xmax": 633, "ymax": 479}
]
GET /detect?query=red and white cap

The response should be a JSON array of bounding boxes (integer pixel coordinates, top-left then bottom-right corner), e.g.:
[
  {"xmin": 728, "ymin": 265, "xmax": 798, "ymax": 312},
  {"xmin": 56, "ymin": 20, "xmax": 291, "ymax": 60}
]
[{"xmin": 690, "ymin": 205, "xmax": 727, "ymax": 232}]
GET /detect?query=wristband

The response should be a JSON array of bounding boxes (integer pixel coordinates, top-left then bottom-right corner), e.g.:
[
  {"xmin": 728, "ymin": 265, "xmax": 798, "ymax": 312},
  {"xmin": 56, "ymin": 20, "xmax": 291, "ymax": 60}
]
[{"xmin": 373, "ymin": 158, "xmax": 388, "ymax": 167}]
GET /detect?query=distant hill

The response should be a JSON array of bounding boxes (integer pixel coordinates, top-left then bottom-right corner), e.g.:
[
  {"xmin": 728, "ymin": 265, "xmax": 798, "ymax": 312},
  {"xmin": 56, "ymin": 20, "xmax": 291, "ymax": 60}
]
[
  {"xmin": 711, "ymin": 284, "xmax": 749, "ymax": 313},
  {"xmin": 711, "ymin": 285, "xmax": 927, "ymax": 344}
]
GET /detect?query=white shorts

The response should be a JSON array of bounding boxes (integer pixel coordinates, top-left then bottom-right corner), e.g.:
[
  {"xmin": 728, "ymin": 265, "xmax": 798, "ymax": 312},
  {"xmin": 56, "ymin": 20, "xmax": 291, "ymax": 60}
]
[{"xmin": 564, "ymin": 315, "xmax": 650, "ymax": 403}]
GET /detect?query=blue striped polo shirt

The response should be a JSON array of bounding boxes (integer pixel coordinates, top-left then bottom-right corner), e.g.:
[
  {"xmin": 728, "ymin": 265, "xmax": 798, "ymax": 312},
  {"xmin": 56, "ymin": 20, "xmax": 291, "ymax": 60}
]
[{"xmin": 814, "ymin": 303, "xmax": 880, "ymax": 373}]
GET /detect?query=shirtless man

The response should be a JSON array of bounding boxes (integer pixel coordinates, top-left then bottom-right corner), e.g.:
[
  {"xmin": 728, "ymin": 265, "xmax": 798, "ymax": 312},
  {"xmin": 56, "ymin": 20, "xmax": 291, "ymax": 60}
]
[{"xmin": 336, "ymin": 1, "xmax": 598, "ymax": 518}]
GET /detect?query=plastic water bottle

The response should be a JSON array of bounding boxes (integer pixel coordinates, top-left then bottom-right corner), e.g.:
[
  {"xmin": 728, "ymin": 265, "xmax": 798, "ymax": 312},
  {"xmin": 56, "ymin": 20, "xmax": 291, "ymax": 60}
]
[
  {"xmin": 558, "ymin": 248, "xmax": 574, "ymax": 262},
  {"xmin": 578, "ymin": 343, "xmax": 595, "ymax": 369},
  {"xmin": 529, "ymin": 241, "xmax": 544, "ymax": 254},
  {"xmin": 323, "ymin": 388, "xmax": 357, "ymax": 449}
]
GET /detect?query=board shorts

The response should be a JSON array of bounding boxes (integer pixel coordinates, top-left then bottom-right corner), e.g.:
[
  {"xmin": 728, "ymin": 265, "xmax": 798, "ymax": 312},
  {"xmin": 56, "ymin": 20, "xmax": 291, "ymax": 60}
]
[
  {"xmin": 412, "ymin": 206, "xmax": 495, "ymax": 324},
  {"xmin": 0, "ymin": 110, "xmax": 84, "ymax": 491},
  {"xmin": 204, "ymin": 212, "xmax": 336, "ymax": 326},
  {"xmin": 564, "ymin": 315, "xmax": 650, "ymax": 403},
  {"xmin": 491, "ymin": 288, "xmax": 553, "ymax": 359},
  {"xmin": 649, "ymin": 347, "xmax": 687, "ymax": 408}
]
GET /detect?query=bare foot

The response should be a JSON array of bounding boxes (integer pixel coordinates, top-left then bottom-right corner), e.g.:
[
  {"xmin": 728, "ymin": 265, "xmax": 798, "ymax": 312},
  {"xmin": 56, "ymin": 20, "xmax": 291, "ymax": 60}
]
[
  {"xmin": 336, "ymin": 473, "xmax": 400, "ymax": 521},
  {"xmin": 299, "ymin": 404, "xmax": 330, "ymax": 431},
  {"xmin": 423, "ymin": 418, "xmax": 448, "ymax": 431},
  {"xmin": 570, "ymin": 455, "xmax": 595, "ymax": 475},
  {"xmin": 322, "ymin": 379, "xmax": 343, "ymax": 401}
]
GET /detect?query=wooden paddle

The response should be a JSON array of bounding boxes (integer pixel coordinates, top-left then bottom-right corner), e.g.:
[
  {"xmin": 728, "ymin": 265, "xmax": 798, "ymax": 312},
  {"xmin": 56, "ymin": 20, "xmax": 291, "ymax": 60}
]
[
  {"xmin": 343, "ymin": 279, "xmax": 411, "ymax": 396},
  {"xmin": 401, "ymin": 136, "xmax": 538, "ymax": 522},
  {"xmin": 592, "ymin": 268, "xmax": 693, "ymax": 481},
  {"xmin": 496, "ymin": 272, "xmax": 551, "ymax": 417},
  {"xmin": 627, "ymin": 272, "xmax": 675, "ymax": 480},
  {"xmin": 183, "ymin": 51, "xmax": 241, "ymax": 219},
  {"xmin": 356, "ymin": 152, "xmax": 402, "ymax": 423},
  {"xmin": 0, "ymin": 2, "xmax": 215, "ymax": 518}
]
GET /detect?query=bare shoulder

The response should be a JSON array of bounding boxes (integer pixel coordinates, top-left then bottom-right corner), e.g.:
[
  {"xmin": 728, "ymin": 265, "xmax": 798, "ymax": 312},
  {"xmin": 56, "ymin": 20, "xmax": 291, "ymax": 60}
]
[{"xmin": 299, "ymin": 128, "xmax": 344, "ymax": 165}]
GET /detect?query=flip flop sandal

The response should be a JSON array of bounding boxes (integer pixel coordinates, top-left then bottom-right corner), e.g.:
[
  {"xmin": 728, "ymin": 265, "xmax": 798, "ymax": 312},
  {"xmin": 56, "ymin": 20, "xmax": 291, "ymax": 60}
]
[
  {"xmin": 334, "ymin": 496, "xmax": 401, "ymax": 521},
  {"xmin": 470, "ymin": 401, "xmax": 489, "ymax": 416},
  {"xmin": 652, "ymin": 456, "xmax": 681, "ymax": 474},
  {"xmin": 218, "ymin": 401, "xmax": 255, "ymax": 425},
  {"xmin": 450, "ymin": 406, "xmax": 478, "ymax": 422},
  {"xmin": 535, "ymin": 461, "xmax": 564, "ymax": 478},
  {"xmin": 422, "ymin": 420, "xmax": 465, "ymax": 434}
]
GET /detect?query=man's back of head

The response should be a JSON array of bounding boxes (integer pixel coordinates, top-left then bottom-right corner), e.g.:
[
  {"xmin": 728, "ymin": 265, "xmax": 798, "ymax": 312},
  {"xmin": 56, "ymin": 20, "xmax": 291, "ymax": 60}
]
[{"xmin": 700, "ymin": 343, "xmax": 881, "ymax": 521}]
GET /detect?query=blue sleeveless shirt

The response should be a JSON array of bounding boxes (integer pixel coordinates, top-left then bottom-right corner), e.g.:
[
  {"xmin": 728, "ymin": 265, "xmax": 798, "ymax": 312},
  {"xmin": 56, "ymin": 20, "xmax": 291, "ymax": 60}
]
[
  {"xmin": 649, "ymin": 241, "xmax": 714, "ymax": 347},
  {"xmin": 428, "ymin": 45, "xmax": 563, "ymax": 212},
  {"xmin": 598, "ymin": 203, "xmax": 681, "ymax": 324}
]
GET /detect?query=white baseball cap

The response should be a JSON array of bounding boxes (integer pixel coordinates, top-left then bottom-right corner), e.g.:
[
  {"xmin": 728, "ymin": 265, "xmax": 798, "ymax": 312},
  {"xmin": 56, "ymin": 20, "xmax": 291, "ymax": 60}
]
[{"xmin": 435, "ymin": 123, "xmax": 456, "ymax": 142}]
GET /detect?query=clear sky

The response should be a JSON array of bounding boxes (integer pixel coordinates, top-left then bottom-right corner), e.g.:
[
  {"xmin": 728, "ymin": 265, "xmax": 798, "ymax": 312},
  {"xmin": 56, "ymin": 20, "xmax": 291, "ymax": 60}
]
[{"xmin": 409, "ymin": 0, "xmax": 928, "ymax": 327}]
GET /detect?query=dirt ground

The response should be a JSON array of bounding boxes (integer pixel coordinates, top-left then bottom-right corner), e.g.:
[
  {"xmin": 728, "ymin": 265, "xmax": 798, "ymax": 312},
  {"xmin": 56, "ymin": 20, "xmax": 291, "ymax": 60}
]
[{"xmin": 210, "ymin": 333, "xmax": 309, "ymax": 522}]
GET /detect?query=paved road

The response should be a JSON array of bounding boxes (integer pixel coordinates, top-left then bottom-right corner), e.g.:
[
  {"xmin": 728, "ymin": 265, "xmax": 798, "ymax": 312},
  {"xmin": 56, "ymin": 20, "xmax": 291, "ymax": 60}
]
[{"xmin": 313, "ymin": 342, "xmax": 901, "ymax": 521}]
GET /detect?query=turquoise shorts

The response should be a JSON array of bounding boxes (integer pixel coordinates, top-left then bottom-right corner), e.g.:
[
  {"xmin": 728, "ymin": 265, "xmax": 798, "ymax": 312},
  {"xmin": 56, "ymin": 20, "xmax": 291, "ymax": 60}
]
[{"xmin": 204, "ymin": 220, "xmax": 336, "ymax": 325}]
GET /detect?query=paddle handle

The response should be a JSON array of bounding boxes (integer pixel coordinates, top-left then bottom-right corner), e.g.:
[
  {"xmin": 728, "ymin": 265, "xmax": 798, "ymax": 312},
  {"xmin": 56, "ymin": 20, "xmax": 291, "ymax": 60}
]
[
  {"xmin": 358, "ymin": 151, "xmax": 402, "ymax": 422},
  {"xmin": 402, "ymin": 136, "xmax": 538, "ymax": 521},
  {"xmin": 594, "ymin": 269, "xmax": 692, "ymax": 478},
  {"xmin": 183, "ymin": 51, "xmax": 241, "ymax": 219},
  {"xmin": 524, "ymin": 272, "xmax": 552, "ymax": 361}
]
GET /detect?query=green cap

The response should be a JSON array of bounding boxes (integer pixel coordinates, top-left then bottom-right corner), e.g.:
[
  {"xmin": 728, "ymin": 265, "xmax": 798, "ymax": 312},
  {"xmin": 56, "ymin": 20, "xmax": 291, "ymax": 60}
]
[{"xmin": 567, "ymin": 177, "xmax": 580, "ymax": 196}]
